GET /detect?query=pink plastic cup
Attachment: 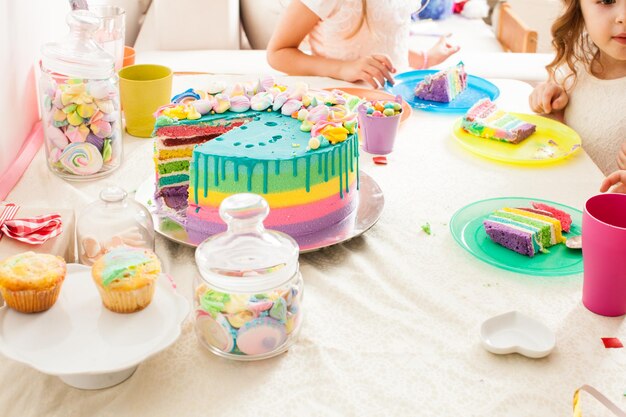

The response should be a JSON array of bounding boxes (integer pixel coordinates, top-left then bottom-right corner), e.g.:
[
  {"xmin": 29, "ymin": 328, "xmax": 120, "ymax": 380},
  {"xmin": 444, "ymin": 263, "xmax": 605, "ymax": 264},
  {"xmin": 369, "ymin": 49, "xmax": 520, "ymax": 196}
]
[
  {"xmin": 357, "ymin": 95, "xmax": 403, "ymax": 155},
  {"xmin": 582, "ymin": 193, "xmax": 626, "ymax": 316}
]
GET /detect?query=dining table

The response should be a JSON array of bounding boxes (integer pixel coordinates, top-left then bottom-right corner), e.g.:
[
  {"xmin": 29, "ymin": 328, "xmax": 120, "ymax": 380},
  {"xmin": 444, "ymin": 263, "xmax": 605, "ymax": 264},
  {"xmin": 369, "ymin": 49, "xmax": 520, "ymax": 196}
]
[{"xmin": 0, "ymin": 53, "xmax": 622, "ymax": 417}]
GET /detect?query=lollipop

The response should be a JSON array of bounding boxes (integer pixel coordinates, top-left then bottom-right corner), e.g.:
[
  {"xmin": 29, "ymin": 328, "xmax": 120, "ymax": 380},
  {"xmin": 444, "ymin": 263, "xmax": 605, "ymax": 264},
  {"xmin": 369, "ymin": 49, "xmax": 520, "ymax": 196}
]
[
  {"xmin": 196, "ymin": 311, "xmax": 235, "ymax": 353},
  {"xmin": 58, "ymin": 142, "xmax": 103, "ymax": 176},
  {"xmin": 236, "ymin": 317, "xmax": 287, "ymax": 355}
]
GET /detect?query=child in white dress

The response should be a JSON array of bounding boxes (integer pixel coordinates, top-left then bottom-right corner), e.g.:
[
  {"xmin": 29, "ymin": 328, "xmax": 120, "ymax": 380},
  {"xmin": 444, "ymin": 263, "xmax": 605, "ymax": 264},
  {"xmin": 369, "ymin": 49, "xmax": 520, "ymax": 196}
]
[
  {"xmin": 529, "ymin": 0, "xmax": 626, "ymax": 175},
  {"xmin": 266, "ymin": 0, "xmax": 460, "ymax": 88}
]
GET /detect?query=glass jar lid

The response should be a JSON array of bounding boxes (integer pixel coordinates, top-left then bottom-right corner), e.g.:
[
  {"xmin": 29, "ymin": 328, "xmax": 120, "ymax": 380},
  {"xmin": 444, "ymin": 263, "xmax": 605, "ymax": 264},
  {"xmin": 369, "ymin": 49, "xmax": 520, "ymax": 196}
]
[
  {"xmin": 41, "ymin": 10, "xmax": 114, "ymax": 79},
  {"xmin": 195, "ymin": 194, "xmax": 300, "ymax": 293}
]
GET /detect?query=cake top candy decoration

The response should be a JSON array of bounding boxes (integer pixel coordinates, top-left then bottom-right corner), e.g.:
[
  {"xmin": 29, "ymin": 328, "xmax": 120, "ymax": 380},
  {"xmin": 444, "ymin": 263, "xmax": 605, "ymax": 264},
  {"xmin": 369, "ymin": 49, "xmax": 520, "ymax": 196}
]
[{"xmin": 153, "ymin": 78, "xmax": 362, "ymax": 152}]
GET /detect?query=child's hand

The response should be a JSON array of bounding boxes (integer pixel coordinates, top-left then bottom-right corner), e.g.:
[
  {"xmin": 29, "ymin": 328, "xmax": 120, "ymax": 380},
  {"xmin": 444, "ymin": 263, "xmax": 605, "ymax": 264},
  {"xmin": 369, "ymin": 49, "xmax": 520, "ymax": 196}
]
[
  {"xmin": 617, "ymin": 141, "xmax": 626, "ymax": 170},
  {"xmin": 426, "ymin": 34, "xmax": 460, "ymax": 67},
  {"xmin": 600, "ymin": 170, "xmax": 626, "ymax": 194},
  {"xmin": 338, "ymin": 55, "xmax": 396, "ymax": 88},
  {"xmin": 529, "ymin": 81, "xmax": 569, "ymax": 114}
]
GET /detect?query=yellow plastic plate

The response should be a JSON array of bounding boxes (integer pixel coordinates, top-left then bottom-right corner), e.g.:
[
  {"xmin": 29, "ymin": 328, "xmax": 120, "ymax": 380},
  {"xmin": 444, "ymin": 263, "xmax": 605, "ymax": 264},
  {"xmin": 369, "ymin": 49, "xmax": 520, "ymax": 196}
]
[{"xmin": 452, "ymin": 113, "xmax": 582, "ymax": 165}]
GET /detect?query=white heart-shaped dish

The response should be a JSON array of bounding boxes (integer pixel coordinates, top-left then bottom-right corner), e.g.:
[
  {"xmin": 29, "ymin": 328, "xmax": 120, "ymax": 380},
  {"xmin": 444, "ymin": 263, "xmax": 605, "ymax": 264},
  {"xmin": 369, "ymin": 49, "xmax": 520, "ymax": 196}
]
[{"xmin": 480, "ymin": 311, "xmax": 556, "ymax": 359}]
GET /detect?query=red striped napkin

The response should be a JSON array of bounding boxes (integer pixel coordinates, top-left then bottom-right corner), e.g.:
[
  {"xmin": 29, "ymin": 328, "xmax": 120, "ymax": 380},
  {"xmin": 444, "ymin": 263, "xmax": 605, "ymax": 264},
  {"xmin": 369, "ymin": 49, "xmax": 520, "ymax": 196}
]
[{"xmin": 0, "ymin": 203, "xmax": 63, "ymax": 245}]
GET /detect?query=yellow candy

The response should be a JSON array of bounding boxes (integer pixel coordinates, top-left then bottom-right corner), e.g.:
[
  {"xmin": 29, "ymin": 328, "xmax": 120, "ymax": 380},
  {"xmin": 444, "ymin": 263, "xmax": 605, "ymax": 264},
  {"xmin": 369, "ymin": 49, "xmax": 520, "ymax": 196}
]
[
  {"xmin": 301, "ymin": 95, "xmax": 311, "ymax": 107},
  {"xmin": 185, "ymin": 105, "xmax": 202, "ymax": 120},
  {"xmin": 163, "ymin": 105, "xmax": 188, "ymax": 119},
  {"xmin": 321, "ymin": 125, "xmax": 349, "ymax": 144},
  {"xmin": 66, "ymin": 111, "xmax": 83, "ymax": 126},
  {"xmin": 77, "ymin": 103, "xmax": 96, "ymax": 118},
  {"xmin": 227, "ymin": 310, "xmax": 255, "ymax": 328}
]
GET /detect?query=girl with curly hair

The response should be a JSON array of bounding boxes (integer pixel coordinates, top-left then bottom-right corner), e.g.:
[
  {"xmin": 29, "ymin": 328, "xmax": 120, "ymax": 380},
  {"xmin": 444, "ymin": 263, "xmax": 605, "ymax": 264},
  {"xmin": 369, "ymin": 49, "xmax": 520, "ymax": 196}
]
[{"xmin": 529, "ymin": 0, "xmax": 626, "ymax": 175}]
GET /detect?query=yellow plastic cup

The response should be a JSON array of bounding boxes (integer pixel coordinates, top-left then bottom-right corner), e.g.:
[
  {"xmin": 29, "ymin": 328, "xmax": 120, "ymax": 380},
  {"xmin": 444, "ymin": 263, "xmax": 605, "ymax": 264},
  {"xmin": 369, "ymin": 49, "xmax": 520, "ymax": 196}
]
[{"xmin": 119, "ymin": 64, "xmax": 172, "ymax": 138}]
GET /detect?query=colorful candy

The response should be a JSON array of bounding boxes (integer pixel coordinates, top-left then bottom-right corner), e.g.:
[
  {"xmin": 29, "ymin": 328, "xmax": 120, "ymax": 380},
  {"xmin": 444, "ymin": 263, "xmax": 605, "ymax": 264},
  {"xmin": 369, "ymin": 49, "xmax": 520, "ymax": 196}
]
[
  {"xmin": 42, "ymin": 77, "xmax": 120, "ymax": 177},
  {"xmin": 194, "ymin": 285, "xmax": 301, "ymax": 357},
  {"xmin": 229, "ymin": 95, "xmax": 251, "ymax": 113},
  {"xmin": 153, "ymin": 83, "xmax": 367, "ymax": 154},
  {"xmin": 361, "ymin": 100, "xmax": 403, "ymax": 118},
  {"xmin": 58, "ymin": 142, "xmax": 104, "ymax": 175}
]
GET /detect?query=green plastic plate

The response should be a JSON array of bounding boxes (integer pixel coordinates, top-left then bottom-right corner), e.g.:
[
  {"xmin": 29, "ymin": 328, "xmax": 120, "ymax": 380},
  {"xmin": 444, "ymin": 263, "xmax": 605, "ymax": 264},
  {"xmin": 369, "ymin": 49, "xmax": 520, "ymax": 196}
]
[{"xmin": 449, "ymin": 197, "xmax": 583, "ymax": 276}]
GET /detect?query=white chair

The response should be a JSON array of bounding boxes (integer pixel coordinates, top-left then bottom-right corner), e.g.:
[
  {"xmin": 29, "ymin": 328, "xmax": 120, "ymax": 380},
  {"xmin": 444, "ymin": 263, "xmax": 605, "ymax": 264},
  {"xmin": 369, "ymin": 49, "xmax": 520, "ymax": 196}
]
[
  {"xmin": 240, "ymin": 0, "xmax": 291, "ymax": 50},
  {"xmin": 134, "ymin": 0, "xmax": 240, "ymax": 51}
]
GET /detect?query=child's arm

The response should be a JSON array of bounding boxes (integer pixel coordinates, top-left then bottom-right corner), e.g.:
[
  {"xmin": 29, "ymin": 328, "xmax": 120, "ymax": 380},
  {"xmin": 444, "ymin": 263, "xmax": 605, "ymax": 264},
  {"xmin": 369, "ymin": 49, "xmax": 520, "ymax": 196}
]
[
  {"xmin": 600, "ymin": 170, "xmax": 626, "ymax": 194},
  {"xmin": 266, "ymin": 0, "xmax": 394, "ymax": 88},
  {"xmin": 408, "ymin": 34, "xmax": 460, "ymax": 69},
  {"xmin": 529, "ymin": 81, "xmax": 569, "ymax": 122}
]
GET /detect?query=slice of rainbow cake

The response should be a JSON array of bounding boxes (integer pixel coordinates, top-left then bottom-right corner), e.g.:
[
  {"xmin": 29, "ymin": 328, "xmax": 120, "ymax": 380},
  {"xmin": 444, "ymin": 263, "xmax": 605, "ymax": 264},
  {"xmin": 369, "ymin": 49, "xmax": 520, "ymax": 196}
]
[
  {"xmin": 414, "ymin": 62, "xmax": 467, "ymax": 102},
  {"xmin": 462, "ymin": 99, "xmax": 536, "ymax": 144},
  {"xmin": 483, "ymin": 207, "xmax": 566, "ymax": 257}
]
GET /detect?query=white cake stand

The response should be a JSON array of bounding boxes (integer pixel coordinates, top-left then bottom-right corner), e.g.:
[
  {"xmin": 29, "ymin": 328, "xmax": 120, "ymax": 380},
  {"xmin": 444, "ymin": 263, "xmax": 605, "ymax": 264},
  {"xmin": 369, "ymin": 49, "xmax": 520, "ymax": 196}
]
[{"xmin": 0, "ymin": 264, "xmax": 189, "ymax": 390}]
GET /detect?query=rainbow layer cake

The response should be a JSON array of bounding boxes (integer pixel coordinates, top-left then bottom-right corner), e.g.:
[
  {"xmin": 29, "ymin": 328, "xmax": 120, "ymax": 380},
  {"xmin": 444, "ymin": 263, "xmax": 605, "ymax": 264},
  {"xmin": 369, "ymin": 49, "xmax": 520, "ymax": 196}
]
[
  {"xmin": 414, "ymin": 62, "xmax": 467, "ymax": 102},
  {"xmin": 483, "ymin": 206, "xmax": 567, "ymax": 257},
  {"xmin": 153, "ymin": 79, "xmax": 362, "ymax": 241},
  {"xmin": 462, "ymin": 99, "xmax": 536, "ymax": 144}
]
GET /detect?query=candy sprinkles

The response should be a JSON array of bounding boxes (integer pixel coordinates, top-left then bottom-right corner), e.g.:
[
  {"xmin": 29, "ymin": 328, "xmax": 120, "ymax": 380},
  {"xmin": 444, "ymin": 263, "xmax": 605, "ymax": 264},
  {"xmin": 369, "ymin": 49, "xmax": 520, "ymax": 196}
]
[{"xmin": 361, "ymin": 100, "xmax": 403, "ymax": 118}]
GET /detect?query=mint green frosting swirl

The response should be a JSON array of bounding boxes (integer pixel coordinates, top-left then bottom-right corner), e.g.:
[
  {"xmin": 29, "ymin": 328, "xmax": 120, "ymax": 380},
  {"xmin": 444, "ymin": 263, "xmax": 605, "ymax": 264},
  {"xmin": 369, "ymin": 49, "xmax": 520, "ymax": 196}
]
[{"xmin": 100, "ymin": 248, "xmax": 152, "ymax": 286}]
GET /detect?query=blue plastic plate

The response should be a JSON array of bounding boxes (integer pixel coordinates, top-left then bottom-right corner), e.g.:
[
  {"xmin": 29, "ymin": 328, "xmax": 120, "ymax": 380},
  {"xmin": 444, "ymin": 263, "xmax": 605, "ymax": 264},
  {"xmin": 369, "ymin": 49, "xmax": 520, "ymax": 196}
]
[{"xmin": 384, "ymin": 70, "xmax": 500, "ymax": 113}]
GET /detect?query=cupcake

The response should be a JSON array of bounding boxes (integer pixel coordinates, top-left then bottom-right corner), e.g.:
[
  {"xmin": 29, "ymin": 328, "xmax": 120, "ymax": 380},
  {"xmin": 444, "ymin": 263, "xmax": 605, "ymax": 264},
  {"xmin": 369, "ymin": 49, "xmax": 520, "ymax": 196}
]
[
  {"xmin": 0, "ymin": 252, "xmax": 67, "ymax": 313},
  {"xmin": 91, "ymin": 247, "xmax": 161, "ymax": 313}
]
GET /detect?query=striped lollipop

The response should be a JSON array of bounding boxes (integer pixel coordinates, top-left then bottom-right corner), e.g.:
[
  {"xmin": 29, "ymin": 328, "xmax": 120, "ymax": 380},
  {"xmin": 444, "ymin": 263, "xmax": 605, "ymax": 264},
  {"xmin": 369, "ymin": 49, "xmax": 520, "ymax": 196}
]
[{"xmin": 59, "ymin": 142, "xmax": 103, "ymax": 176}]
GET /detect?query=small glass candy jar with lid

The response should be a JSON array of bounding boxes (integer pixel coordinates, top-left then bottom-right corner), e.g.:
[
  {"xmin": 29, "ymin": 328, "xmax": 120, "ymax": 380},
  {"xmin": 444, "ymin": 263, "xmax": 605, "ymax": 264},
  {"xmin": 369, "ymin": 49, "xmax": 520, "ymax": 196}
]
[
  {"xmin": 40, "ymin": 10, "xmax": 122, "ymax": 180},
  {"xmin": 77, "ymin": 186, "xmax": 155, "ymax": 265},
  {"xmin": 194, "ymin": 194, "xmax": 303, "ymax": 360}
]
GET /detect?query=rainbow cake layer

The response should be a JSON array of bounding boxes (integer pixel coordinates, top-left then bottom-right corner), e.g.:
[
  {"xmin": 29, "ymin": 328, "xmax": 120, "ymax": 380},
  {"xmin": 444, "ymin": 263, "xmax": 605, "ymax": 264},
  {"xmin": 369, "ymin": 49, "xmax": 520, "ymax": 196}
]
[
  {"xmin": 483, "ymin": 207, "xmax": 566, "ymax": 257},
  {"xmin": 153, "ymin": 79, "xmax": 361, "ymax": 241},
  {"xmin": 414, "ymin": 62, "xmax": 467, "ymax": 102},
  {"xmin": 462, "ymin": 99, "xmax": 536, "ymax": 144}
]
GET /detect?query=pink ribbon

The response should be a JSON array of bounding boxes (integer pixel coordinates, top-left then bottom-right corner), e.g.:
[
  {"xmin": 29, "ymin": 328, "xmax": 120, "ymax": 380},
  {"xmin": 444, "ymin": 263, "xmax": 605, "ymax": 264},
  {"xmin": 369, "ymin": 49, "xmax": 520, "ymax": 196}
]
[{"xmin": 0, "ymin": 203, "xmax": 63, "ymax": 245}]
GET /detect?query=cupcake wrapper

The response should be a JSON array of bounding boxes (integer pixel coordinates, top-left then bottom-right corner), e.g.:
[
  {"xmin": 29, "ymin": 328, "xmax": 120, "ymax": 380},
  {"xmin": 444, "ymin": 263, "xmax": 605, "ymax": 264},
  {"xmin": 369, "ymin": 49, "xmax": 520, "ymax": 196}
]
[
  {"xmin": 96, "ymin": 281, "xmax": 156, "ymax": 313},
  {"xmin": 0, "ymin": 284, "xmax": 62, "ymax": 313}
]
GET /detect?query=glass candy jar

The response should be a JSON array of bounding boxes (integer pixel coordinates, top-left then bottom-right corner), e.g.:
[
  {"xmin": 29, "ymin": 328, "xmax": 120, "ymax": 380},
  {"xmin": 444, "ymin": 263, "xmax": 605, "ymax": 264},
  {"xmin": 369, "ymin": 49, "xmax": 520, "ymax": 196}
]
[
  {"xmin": 77, "ymin": 186, "xmax": 155, "ymax": 265},
  {"xmin": 194, "ymin": 194, "xmax": 303, "ymax": 360},
  {"xmin": 40, "ymin": 10, "xmax": 122, "ymax": 180}
]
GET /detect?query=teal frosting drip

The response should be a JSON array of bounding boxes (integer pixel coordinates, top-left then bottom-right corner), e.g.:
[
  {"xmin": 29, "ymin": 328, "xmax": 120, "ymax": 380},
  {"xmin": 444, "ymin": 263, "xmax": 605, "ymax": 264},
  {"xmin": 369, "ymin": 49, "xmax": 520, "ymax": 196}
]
[
  {"xmin": 204, "ymin": 154, "xmax": 209, "ymax": 197},
  {"xmin": 213, "ymin": 155, "xmax": 219, "ymax": 187},
  {"xmin": 338, "ymin": 145, "xmax": 343, "ymax": 198},
  {"xmin": 305, "ymin": 156, "xmax": 311, "ymax": 192},
  {"xmin": 100, "ymin": 248, "xmax": 151, "ymax": 287},
  {"xmin": 247, "ymin": 164, "xmax": 254, "ymax": 191},
  {"xmin": 324, "ymin": 153, "xmax": 329, "ymax": 181}
]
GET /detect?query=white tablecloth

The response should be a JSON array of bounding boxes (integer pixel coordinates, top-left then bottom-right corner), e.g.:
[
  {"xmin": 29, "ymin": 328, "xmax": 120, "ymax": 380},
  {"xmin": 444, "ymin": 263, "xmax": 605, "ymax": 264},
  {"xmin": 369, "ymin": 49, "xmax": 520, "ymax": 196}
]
[{"xmin": 2, "ymin": 73, "xmax": 621, "ymax": 417}]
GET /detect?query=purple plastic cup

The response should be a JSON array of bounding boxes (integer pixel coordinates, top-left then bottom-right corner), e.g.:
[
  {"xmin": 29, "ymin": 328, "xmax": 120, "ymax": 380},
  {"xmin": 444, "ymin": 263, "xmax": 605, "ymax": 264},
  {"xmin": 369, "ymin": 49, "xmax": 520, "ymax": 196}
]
[
  {"xmin": 582, "ymin": 193, "xmax": 626, "ymax": 316},
  {"xmin": 357, "ymin": 95, "xmax": 403, "ymax": 155}
]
